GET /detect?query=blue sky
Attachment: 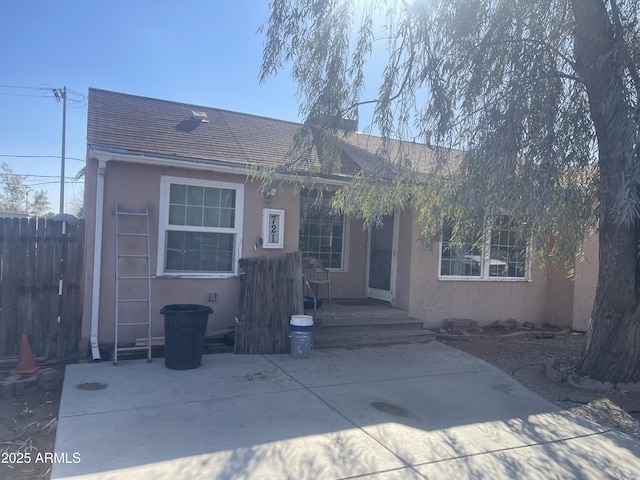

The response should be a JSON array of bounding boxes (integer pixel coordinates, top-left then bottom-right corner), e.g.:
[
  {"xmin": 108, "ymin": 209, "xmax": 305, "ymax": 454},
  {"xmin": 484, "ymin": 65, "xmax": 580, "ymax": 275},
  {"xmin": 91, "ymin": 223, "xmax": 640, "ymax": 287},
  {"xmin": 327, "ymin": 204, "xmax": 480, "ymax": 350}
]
[{"xmin": 0, "ymin": 1, "xmax": 307, "ymax": 214}]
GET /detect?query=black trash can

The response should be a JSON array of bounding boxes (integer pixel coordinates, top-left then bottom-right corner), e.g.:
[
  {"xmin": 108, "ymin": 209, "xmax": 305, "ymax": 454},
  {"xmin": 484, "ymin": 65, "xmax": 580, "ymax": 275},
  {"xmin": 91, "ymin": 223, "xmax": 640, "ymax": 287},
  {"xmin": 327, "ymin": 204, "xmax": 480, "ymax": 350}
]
[{"xmin": 160, "ymin": 304, "xmax": 212, "ymax": 370}]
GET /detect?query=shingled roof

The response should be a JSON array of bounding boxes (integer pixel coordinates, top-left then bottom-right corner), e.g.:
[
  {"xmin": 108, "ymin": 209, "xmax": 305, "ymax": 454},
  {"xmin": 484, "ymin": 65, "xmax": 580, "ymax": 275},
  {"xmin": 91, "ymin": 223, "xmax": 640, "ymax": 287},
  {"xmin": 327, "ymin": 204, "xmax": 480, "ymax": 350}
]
[{"xmin": 87, "ymin": 88, "xmax": 452, "ymax": 174}]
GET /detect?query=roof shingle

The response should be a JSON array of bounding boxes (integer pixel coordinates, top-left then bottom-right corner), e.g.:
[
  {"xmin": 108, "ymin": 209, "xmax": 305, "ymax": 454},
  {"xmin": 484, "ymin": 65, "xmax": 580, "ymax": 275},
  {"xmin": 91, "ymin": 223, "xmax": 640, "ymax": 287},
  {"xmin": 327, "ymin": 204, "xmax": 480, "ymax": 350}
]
[{"xmin": 87, "ymin": 88, "xmax": 456, "ymax": 173}]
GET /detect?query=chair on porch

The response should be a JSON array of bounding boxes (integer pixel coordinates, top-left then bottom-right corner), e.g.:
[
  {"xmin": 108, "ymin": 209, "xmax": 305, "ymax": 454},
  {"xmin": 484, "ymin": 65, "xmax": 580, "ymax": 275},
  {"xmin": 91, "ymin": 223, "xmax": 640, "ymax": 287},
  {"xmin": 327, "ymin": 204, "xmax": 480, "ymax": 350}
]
[{"xmin": 302, "ymin": 256, "xmax": 331, "ymax": 303}]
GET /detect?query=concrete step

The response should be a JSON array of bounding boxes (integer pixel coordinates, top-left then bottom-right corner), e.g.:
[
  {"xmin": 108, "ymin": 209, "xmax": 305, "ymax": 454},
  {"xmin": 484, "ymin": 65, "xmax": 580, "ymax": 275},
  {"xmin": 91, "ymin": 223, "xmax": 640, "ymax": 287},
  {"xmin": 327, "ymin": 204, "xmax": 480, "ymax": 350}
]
[
  {"xmin": 318, "ymin": 316, "xmax": 426, "ymax": 333},
  {"xmin": 313, "ymin": 328, "xmax": 436, "ymax": 349},
  {"xmin": 311, "ymin": 307, "xmax": 409, "ymax": 322}
]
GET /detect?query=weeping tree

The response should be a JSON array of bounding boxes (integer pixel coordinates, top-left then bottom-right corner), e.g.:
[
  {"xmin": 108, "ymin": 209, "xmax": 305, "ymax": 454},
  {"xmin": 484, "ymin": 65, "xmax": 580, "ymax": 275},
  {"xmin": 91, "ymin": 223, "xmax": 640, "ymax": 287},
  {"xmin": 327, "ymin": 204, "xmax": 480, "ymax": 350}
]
[{"xmin": 260, "ymin": 0, "xmax": 640, "ymax": 383}]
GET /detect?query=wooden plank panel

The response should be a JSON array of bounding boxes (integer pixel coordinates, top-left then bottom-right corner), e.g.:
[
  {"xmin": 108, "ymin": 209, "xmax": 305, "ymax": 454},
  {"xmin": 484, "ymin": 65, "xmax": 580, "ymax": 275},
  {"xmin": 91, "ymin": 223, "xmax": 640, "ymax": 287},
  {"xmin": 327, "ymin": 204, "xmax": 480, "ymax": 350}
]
[
  {"xmin": 234, "ymin": 252, "xmax": 303, "ymax": 354},
  {"xmin": 61, "ymin": 220, "xmax": 84, "ymax": 359},
  {"xmin": 19, "ymin": 218, "xmax": 38, "ymax": 354},
  {"xmin": 0, "ymin": 217, "xmax": 85, "ymax": 361},
  {"xmin": 0, "ymin": 218, "xmax": 15, "ymax": 356}
]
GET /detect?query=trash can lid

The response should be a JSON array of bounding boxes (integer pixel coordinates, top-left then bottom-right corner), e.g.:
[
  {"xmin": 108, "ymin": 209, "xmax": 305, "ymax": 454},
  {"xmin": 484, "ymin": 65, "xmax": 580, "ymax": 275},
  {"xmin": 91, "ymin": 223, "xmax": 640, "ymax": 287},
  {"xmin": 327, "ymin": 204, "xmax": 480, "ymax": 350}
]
[
  {"xmin": 160, "ymin": 304, "xmax": 213, "ymax": 314},
  {"xmin": 290, "ymin": 314, "xmax": 313, "ymax": 326}
]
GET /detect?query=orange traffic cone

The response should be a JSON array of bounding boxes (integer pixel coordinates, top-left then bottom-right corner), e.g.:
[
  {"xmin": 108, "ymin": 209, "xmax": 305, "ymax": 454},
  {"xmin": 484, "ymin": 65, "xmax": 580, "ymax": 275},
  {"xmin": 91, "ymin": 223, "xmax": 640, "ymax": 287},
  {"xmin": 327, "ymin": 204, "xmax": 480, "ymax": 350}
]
[{"xmin": 11, "ymin": 334, "xmax": 39, "ymax": 376}]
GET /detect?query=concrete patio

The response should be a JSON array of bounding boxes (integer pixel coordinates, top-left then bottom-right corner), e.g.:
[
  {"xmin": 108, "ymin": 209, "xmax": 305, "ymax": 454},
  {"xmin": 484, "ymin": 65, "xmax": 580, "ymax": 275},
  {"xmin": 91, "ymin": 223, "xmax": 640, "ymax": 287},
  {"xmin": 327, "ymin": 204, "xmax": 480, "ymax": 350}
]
[{"xmin": 52, "ymin": 342, "xmax": 640, "ymax": 479}]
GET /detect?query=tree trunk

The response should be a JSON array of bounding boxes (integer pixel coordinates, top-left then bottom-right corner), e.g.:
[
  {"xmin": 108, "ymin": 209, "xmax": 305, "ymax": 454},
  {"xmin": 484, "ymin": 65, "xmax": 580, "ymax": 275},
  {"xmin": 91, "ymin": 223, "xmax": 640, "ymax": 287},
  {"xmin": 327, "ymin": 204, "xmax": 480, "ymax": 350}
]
[{"xmin": 572, "ymin": 0, "xmax": 640, "ymax": 383}]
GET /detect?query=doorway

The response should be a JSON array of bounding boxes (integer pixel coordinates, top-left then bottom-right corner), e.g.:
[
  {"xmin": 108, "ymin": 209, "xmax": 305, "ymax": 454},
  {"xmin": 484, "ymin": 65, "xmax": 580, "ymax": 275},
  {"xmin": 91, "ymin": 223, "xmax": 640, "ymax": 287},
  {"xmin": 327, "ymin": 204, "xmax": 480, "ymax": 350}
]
[{"xmin": 366, "ymin": 212, "xmax": 398, "ymax": 303}]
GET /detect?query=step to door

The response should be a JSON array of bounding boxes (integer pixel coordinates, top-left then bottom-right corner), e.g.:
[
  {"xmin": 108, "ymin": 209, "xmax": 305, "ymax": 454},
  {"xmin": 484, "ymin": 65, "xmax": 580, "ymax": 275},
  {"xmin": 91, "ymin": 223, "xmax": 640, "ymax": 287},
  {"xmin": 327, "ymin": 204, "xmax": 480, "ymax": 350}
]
[
  {"xmin": 317, "ymin": 316, "xmax": 426, "ymax": 333},
  {"xmin": 314, "ymin": 328, "xmax": 436, "ymax": 349}
]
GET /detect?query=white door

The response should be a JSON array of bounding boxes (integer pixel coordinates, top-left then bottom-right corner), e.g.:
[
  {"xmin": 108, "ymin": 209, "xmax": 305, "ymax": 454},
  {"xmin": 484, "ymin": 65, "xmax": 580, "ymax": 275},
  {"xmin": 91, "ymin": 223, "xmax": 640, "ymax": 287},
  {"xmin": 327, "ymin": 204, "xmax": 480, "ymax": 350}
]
[{"xmin": 366, "ymin": 212, "xmax": 398, "ymax": 303}]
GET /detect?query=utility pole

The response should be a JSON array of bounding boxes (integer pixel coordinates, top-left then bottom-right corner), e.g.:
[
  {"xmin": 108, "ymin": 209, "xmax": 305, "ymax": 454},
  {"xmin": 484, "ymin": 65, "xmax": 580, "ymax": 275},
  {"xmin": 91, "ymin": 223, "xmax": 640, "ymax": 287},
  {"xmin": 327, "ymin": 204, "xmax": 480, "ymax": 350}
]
[
  {"xmin": 56, "ymin": 86, "xmax": 67, "ymax": 215},
  {"xmin": 53, "ymin": 86, "xmax": 67, "ymax": 326}
]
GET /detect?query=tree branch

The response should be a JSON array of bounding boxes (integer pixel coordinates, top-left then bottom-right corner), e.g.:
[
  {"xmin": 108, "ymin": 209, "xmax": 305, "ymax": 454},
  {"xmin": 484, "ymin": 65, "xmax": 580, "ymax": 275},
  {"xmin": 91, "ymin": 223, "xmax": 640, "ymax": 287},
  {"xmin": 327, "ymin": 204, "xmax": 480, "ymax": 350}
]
[{"xmin": 609, "ymin": 0, "xmax": 640, "ymax": 115}]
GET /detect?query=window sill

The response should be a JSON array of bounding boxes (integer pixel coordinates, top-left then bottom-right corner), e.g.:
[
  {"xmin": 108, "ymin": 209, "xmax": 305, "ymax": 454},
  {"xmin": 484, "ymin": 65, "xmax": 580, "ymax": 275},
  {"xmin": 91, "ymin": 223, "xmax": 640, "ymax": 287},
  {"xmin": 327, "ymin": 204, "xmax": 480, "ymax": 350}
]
[
  {"xmin": 438, "ymin": 276, "xmax": 531, "ymax": 283},
  {"xmin": 153, "ymin": 273, "xmax": 240, "ymax": 279}
]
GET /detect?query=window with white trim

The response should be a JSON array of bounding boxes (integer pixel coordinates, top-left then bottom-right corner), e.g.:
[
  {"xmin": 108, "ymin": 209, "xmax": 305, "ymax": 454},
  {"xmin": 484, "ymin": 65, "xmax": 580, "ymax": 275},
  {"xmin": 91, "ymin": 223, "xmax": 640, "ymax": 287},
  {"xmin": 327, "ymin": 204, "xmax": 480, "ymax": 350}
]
[
  {"xmin": 158, "ymin": 176, "xmax": 243, "ymax": 275},
  {"xmin": 299, "ymin": 194, "xmax": 346, "ymax": 269},
  {"xmin": 439, "ymin": 216, "xmax": 528, "ymax": 280}
]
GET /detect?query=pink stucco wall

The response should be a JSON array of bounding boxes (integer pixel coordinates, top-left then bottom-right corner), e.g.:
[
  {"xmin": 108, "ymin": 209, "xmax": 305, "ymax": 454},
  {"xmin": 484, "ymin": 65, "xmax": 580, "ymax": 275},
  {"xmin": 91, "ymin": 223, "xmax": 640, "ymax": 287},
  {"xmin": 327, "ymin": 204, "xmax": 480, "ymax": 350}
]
[
  {"xmin": 573, "ymin": 233, "xmax": 598, "ymax": 331},
  {"xmin": 82, "ymin": 157, "xmax": 580, "ymax": 352},
  {"xmin": 406, "ymin": 211, "xmax": 575, "ymax": 329},
  {"xmin": 393, "ymin": 209, "xmax": 413, "ymax": 310},
  {"xmin": 81, "ymin": 159, "xmax": 370, "ymax": 350},
  {"xmin": 328, "ymin": 217, "xmax": 368, "ymax": 299}
]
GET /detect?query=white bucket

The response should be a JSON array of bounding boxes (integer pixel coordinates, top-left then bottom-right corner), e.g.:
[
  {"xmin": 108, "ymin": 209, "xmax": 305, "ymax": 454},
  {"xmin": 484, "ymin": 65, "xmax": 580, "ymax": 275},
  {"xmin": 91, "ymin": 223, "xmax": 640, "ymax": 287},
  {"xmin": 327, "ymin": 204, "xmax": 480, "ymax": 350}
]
[
  {"xmin": 290, "ymin": 314, "xmax": 313, "ymax": 359},
  {"xmin": 290, "ymin": 314, "xmax": 313, "ymax": 327}
]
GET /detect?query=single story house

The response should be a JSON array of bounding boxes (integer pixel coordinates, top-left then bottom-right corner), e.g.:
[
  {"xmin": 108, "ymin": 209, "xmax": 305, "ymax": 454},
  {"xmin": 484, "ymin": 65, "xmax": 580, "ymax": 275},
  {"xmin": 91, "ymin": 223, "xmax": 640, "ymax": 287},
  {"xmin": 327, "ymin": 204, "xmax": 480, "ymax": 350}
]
[{"xmin": 81, "ymin": 88, "xmax": 596, "ymax": 359}]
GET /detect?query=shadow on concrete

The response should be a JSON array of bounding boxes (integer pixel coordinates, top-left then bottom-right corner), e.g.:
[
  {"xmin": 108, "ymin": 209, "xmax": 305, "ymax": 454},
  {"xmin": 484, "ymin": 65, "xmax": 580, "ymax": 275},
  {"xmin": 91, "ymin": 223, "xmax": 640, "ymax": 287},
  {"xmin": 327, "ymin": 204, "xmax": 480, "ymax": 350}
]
[{"xmin": 52, "ymin": 343, "xmax": 640, "ymax": 479}]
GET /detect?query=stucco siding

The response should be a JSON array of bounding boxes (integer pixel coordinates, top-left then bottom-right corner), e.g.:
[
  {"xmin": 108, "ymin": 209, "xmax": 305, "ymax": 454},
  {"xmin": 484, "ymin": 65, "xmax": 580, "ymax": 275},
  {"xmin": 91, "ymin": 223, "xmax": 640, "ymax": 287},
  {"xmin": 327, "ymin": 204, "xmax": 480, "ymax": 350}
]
[
  {"xmin": 406, "ymin": 211, "xmax": 571, "ymax": 328},
  {"xmin": 82, "ymin": 159, "xmax": 373, "ymax": 347},
  {"xmin": 327, "ymin": 217, "xmax": 368, "ymax": 299},
  {"xmin": 543, "ymin": 264, "xmax": 575, "ymax": 328},
  {"xmin": 83, "ymin": 161, "xmax": 305, "ymax": 347},
  {"xmin": 394, "ymin": 209, "xmax": 413, "ymax": 310},
  {"xmin": 573, "ymin": 233, "xmax": 598, "ymax": 331}
]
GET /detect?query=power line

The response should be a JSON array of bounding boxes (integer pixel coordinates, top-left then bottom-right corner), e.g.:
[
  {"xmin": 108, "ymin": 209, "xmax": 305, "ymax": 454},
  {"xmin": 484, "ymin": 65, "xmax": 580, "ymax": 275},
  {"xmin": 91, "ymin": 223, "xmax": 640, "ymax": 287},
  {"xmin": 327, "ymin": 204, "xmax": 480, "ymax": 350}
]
[
  {"xmin": 0, "ymin": 154, "xmax": 85, "ymax": 162},
  {"xmin": 27, "ymin": 181, "xmax": 83, "ymax": 187},
  {"xmin": 0, "ymin": 173, "xmax": 80, "ymax": 179},
  {"xmin": 0, "ymin": 84, "xmax": 40, "ymax": 90},
  {"xmin": 0, "ymin": 93, "xmax": 54, "ymax": 98}
]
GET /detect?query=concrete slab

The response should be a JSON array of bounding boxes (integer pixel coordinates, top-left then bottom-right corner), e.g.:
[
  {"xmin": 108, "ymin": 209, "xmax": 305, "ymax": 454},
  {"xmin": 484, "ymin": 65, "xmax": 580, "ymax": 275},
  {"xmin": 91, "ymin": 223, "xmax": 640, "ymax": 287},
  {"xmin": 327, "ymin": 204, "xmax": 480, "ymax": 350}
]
[
  {"xmin": 308, "ymin": 372, "xmax": 610, "ymax": 465},
  {"xmin": 266, "ymin": 341, "xmax": 487, "ymax": 388},
  {"xmin": 53, "ymin": 388, "xmax": 405, "ymax": 479},
  {"xmin": 415, "ymin": 429, "xmax": 640, "ymax": 479},
  {"xmin": 52, "ymin": 343, "xmax": 640, "ymax": 480},
  {"xmin": 59, "ymin": 354, "xmax": 299, "ymax": 417}
]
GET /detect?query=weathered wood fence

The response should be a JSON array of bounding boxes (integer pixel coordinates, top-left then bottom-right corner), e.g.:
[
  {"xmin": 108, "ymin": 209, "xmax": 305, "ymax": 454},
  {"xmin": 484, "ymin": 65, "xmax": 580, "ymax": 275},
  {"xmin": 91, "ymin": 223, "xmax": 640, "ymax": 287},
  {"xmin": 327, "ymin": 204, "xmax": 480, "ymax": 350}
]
[
  {"xmin": 235, "ymin": 252, "xmax": 303, "ymax": 354},
  {"xmin": 0, "ymin": 217, "xmax": 85, "ymax": 360}
]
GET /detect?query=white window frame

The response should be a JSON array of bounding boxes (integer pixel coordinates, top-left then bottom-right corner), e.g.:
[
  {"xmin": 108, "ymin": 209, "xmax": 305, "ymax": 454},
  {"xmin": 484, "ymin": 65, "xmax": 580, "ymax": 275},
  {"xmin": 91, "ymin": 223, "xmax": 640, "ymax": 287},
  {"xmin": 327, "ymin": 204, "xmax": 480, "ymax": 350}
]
[
  {"xmin": 438, "ymin": 219, "xmax": 530, "ymax": 282},
  {"xmin": 157, "ymin": 175, "xmax": 244, "ymax": 277},
  {"xmin": 299, "ymin": 195, "xmax": 349, "ymax": 271}
]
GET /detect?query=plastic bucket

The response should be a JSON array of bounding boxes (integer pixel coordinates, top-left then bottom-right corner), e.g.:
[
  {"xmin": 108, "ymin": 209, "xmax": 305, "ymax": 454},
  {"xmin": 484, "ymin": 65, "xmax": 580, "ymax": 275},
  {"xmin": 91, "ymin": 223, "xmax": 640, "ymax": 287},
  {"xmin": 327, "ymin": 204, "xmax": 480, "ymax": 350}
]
[{"xmin": 290, "ymin": 315, "xmax": 313, "ymax": 359}]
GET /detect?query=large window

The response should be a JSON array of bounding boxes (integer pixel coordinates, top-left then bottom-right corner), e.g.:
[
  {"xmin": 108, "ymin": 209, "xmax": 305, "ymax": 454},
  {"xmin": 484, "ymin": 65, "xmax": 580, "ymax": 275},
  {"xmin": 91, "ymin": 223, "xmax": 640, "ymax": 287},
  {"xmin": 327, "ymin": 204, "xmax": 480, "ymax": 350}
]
[
  {"xmin": 439, "ymin": 216, "xmax": 528, "ymax": 280},
  {"xmin": 158, "ymin": 176, "xmax": 243, "ymax": 275},
  {"xmin": 299, "ymin": 194, "xmax": 346, "ymax": 269}
]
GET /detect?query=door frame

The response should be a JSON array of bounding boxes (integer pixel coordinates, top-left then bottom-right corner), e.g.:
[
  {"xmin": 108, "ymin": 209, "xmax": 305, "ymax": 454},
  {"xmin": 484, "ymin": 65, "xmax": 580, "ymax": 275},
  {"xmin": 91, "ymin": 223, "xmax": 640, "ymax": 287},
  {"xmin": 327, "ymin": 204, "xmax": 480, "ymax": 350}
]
[{"xmin": 365, "ymin": 209, "xmax": 400, "ymax": 304}]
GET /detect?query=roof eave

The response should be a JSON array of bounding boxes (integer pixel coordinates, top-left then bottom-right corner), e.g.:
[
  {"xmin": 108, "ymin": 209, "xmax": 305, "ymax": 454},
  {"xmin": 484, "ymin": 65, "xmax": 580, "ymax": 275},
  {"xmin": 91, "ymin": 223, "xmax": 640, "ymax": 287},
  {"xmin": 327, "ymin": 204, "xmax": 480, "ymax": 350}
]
[{"xmin": 87, "ymin": 145, "xmax": 351, "ymax": 186}]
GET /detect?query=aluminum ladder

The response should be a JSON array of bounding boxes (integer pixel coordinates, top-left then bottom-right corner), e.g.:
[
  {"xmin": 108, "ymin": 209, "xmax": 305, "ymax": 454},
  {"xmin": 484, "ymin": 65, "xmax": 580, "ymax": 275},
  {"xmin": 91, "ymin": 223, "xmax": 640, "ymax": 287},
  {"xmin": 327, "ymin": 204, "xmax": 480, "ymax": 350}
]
[{"xmin": 114, "ymin": 203, "xmax": 152, "ymax": 364}]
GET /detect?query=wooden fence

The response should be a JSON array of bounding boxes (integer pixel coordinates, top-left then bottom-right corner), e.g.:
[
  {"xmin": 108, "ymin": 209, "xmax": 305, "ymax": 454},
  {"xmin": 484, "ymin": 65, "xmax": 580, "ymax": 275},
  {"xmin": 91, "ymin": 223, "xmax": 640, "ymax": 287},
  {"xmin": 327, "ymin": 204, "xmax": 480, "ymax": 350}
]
[
  {"xmin": 235, "ymin": 252, "xmax": 304, "ymax": 354},
  {"xmin": 0, "ymin": 217, "xmax": 85, "ymax": 360}
]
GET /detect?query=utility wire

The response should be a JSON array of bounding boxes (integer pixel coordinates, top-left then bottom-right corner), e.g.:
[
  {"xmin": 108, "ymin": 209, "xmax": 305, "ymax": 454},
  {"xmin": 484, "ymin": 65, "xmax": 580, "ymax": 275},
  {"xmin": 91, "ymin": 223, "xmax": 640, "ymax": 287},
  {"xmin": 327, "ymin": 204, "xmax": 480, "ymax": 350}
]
[
  {"xmin": 0, "ymin": 155, "xmax": 85, "ymax": 162},
  {"xmin": 0, "ymin": 93, "xmax": 54, "ymax": 98},
  {"xmin": 0, "ymin": 174, "xmax": 80, "ymax": 179},
  {"xmin": 0, "ymin": 85, "xmax": 41, "ymax": 90}
]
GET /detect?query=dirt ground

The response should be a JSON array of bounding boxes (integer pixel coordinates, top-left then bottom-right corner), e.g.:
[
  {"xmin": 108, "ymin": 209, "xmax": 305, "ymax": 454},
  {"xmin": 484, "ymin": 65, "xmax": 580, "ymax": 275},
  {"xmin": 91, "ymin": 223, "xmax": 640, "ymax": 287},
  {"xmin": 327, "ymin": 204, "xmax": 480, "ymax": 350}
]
[
  {"xmin": 439, "ymin": 330, "xmax": 640, "ymax": 439},
  {"xmin": 0, "ymin": 366, "xmax": 62, "ymax": 480},
  {"xmin": 2, "ymin": 334, "xmax": 640, "ymax": 480}
]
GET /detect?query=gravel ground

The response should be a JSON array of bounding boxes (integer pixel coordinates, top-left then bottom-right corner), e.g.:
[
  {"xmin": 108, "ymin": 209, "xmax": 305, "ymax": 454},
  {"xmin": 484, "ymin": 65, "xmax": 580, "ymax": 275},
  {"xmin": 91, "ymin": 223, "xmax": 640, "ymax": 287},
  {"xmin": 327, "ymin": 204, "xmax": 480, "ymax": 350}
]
[{"xmin": 438, "ymin": 331, "xmax": 640, "ymax": 440}]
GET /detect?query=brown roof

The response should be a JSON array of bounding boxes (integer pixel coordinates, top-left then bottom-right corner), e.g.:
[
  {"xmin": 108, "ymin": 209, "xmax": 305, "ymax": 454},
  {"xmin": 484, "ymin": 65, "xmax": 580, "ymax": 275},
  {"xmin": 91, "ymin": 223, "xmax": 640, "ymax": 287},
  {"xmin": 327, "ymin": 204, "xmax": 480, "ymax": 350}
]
[{"xmin": 87, "ymin": 88, "xmax": 455, "ymax": 174}]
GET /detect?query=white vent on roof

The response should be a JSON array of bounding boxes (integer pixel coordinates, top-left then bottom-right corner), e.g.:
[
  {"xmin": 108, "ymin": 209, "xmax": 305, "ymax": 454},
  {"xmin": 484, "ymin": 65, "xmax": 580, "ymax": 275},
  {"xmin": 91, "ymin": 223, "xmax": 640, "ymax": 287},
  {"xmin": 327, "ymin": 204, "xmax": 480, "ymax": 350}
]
[{"xmin": 191, "ymin": 111, "xmax": 209, "ymax": 123}]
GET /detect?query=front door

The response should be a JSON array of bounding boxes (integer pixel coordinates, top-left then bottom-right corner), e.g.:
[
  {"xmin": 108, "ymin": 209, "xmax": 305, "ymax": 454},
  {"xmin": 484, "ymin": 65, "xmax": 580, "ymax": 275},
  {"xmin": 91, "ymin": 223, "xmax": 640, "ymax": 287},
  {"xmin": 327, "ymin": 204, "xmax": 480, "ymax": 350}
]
[{"xmin": 366, "ymin": 213, "xmax": 398, "ymax": 303}]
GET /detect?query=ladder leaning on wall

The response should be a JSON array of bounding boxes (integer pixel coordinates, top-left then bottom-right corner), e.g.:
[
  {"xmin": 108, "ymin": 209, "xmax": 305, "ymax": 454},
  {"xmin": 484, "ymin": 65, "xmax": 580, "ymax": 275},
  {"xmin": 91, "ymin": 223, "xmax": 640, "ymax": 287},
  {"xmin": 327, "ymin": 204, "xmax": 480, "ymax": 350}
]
[{"xmin": 113, "ymin": 203, "xmax": 152, "ymax": 365}]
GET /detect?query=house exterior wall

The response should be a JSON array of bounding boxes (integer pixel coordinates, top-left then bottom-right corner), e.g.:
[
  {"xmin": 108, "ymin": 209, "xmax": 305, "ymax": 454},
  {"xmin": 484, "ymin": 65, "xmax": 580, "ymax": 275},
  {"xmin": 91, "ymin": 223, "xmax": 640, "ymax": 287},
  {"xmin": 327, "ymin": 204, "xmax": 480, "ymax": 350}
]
[
  {"xmin": 406, "ymin": 210, "xmax": 574, "ymax": 329},
  {"xmin": 573, "ymin": 233, "xmax": 599, "ymax": 331},
  {"xmin": 81, "ymin": 159, "xmax": 371, "ymax": 349},
  {"xmin": 328, "ymin": 217, "xmax": 368, "ymax": 299},
  {"xmin": 81, "ymin": 160, "xmax": 305, "ymax": 348},
  {"xmin": 82, "ymin": 155, "xmax": 582, "ymax": 351},
  {"xmin": 543, "ymin": 264, "xmax": 575, "ymax": 327},
  {"xmin": 394, "ymin": 209, "xmax": 413, "ymax": 310},
  {"xmin": 80, "ymin": 158, "xmax": 100, "ymax": 357}
]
